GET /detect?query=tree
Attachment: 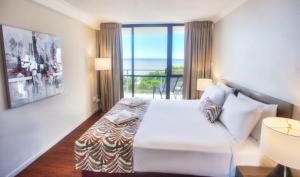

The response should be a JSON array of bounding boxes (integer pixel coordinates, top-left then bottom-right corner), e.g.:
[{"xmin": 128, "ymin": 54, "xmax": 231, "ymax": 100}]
[{"xmin": 136, "ymin": 71, "xmax": 164, "ymax": 93}]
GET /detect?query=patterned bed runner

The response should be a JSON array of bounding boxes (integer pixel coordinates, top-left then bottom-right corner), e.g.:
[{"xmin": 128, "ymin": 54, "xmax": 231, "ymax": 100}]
[{"xmin": 75, "ymin": 99, "xmax": 150, "ymax": 173}]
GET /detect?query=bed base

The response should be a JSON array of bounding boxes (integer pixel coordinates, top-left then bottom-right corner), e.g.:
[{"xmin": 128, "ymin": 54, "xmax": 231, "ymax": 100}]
[{"xmin": 82, "ymin": 171, "xmax": 208, "ymax": 177}]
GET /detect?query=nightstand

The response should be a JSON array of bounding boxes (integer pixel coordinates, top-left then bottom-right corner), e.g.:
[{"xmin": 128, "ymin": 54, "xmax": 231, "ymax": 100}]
[{"xmin": 236, "ymin": 166, "xmax": 300, "ymax": 177}]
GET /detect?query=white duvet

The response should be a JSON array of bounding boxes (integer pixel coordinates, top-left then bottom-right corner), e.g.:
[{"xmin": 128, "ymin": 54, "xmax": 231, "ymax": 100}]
[
  {"xmin": 133, "ymin": 99, "xmax": 234, "ymax": 177},
  {"xmin": 134, "ymin": 99, "xmax": 232, "ymax": 152}
]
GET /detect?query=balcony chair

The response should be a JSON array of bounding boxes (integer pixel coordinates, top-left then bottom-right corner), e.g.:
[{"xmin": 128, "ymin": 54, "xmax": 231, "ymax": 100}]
[{"xmin": 153, "ymin": 77, "xmax": 183, "ymax": 99}]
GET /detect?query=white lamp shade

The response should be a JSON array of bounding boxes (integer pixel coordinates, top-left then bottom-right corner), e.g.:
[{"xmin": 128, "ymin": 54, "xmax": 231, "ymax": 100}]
[
  {"xmin": 197, "ymin": 78, "xmax": 212, "ymax": 91},
  {"xmin": 95, "ymin": 58, "xmax": 111, "ymax": 70},
  {"xmin": 260, "ymin": 117, "xmax": 300, "ymax": 169}
]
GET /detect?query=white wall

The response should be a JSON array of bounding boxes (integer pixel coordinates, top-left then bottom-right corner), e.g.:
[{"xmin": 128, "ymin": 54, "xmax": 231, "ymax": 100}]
[
  {"xmin": 0, "ymin": 0, "xmax": 98, "ymax": 176},
  {"xmin": 213, "ymin": 0, "xmax": 300, "ymax": 120}
]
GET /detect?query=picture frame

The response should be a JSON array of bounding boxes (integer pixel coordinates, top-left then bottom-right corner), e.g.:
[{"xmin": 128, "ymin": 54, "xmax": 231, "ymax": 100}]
[{"xmin": 0, "ymin": 25, "xmax": 64, "ymax": 108}]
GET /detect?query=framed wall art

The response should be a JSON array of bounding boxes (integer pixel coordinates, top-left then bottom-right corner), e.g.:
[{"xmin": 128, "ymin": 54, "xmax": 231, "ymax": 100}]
[{"xmin": 0, "ymin": 25, "xmax": 63, "ymax": 108}]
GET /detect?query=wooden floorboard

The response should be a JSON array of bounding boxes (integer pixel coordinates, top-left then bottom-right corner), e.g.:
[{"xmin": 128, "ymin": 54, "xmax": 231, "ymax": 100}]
[{"xmin": 17, "ymin": 113, "xmax": 103, "ymax": 177}]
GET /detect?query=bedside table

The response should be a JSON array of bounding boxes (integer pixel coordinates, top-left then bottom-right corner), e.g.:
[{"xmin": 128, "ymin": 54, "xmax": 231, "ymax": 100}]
[{"xmin": 236, "ymin": 166, "xmax": 300, "ymax": 177}]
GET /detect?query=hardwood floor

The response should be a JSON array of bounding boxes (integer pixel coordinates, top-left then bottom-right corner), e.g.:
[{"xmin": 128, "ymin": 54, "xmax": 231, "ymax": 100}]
[{"xmin": 17, "ymin": 113, "xmax": 103, "ymax": 177}]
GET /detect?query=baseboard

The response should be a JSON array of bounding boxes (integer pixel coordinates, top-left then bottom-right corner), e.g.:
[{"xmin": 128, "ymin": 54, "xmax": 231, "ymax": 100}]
[{"xmin": 6, "ymin": 111, "xmax": 98, "ymax": 177}]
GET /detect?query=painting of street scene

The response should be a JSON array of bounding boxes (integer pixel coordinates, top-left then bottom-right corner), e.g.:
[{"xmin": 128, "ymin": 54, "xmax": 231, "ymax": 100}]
[{"xmin": 1, "ymin": 25, "xmax": 63, "ymax": 108}]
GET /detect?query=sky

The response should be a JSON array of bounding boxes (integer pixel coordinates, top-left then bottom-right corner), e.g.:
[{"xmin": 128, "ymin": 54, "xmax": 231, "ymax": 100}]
[{"xmin": 122, "ymin": 27, "xmax": 184, "ymax": 59}]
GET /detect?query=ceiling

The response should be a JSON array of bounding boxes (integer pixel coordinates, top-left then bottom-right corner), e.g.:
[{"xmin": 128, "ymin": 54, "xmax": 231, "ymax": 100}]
[{"xmin": 32, "ymin": 0, "xmax": 248, "ymax": 29}]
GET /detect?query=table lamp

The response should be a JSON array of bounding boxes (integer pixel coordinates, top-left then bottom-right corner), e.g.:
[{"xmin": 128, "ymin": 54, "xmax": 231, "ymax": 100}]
[
  {"xmin": 197, "ymin": 78, "xmax": 212, "ymax": 91},
  {"xmin": 260, "ymin": 117, "xmax": 300, "ymax": 177}
]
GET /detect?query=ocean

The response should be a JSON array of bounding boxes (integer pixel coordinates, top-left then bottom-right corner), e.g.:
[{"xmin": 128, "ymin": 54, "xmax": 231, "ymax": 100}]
[{"xmin": 123, "ymin": 58, "xmax": 184, "ymax": 75}]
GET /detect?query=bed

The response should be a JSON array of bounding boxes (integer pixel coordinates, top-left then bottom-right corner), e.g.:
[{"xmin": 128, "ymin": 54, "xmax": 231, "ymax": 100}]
[
  {"xmin": 133, "ymin": 99, "xmax": 232, "ymax": 177},
  {"xmin": 76, "ymin": 81, "xmax": 293, "ymax": 177}
]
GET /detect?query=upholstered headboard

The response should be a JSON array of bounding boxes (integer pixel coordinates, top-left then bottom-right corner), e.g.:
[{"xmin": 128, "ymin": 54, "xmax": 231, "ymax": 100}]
[{"xmin": 224, "ymin": 80, "xmax": 294, "ymax": 118}]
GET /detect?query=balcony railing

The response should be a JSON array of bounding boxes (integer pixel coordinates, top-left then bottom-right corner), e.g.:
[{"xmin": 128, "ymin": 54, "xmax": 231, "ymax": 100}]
[
  {"xmin": 123, "ymin": 69, "xmax": 183, "ymax": 100},
  {"xmin": 123, "ymin": 68, "xmax": 184, "ymax": 76}
]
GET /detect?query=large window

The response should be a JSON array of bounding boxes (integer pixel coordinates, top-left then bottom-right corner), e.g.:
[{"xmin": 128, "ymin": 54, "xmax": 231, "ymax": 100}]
[{"xmin": 122, "ymin": 24, "xmax": 184, "ymax": 99}]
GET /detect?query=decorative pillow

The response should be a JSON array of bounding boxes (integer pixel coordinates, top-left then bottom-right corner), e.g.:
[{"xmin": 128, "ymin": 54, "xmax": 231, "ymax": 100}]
[
  {"xmin": 199, "ymin": 98, "xmax": 222, "ymax": 123},
  {"xmin": 219, "ymin": 94, "xmax": 262, "ymax": 142},
  {"xmin": 200, "ymin": 85, "xmax": 226, "ymax": 106},
  {"xmin": 217, "ymin": 81, "xmax": 234, "ymax": 99},
  {"xmin": 237, "ymin": 93, "xmax": 278, "ymax": 141}
]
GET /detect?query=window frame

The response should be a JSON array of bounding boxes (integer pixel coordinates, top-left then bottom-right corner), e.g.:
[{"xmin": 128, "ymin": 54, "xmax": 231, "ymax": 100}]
[{"xmin": 122, "ymin": 23, "xmax": 184, "ymax": 99}]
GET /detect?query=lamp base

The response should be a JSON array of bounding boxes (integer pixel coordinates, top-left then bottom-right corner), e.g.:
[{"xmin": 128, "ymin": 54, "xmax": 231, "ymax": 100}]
[{"xmin": 267, "ymin": 164, "xmax": 292, "ymax": 177}]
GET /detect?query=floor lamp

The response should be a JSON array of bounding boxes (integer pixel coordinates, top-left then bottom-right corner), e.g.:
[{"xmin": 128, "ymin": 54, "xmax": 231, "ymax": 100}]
[{"xmin": 95, "ymin": 57, "xmax": 111, "ymax": 112}]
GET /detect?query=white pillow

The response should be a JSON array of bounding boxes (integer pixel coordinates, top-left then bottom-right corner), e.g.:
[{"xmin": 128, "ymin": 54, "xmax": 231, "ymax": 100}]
[
  {"xmin": 217, "ymin": 82, "xmax": 234, "ymax": 99},
  {"xmin": 237, "ymin": 93, "xmax": 278, "ymax": 141},
  {"xmin": 219, "ymin": 94, "xmax": 262, "ymax": 142},
  {"xmin": 200, "ymin": 85, "xmax": 225, "ymax": 106}
]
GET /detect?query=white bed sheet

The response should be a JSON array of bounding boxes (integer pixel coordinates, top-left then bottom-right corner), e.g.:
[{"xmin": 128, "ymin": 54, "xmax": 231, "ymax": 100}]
[
  {"xmin": 232, "ymin": 137, "xmax": 262, "ymax": 167},
  {"xmin": 229, "ymin": 137, "xmax": 276, "ymax": 177},
  {"xmin": 133, "ymin": 100, "xmax": 233, "ymax": 177}
]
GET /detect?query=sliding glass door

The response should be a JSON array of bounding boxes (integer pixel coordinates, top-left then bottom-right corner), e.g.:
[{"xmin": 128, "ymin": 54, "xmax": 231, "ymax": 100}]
[{"xmin": 122, "ymin": 24, "xmax": 184, "ymax": 99}]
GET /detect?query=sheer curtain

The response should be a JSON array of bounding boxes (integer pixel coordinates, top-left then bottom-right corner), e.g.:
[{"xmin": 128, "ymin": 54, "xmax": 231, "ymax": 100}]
[
  {"xmin": 182, "ymin": 21, "xmax": 214, "ymax": 99},
  {"xmin": 96, "ymin": 23, "xmax": 123, "ymax": 111}
]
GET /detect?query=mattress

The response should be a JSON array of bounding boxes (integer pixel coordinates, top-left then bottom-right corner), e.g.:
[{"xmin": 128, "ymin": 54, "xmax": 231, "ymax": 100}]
[
  {"xmin": 229, "ymin": 137, "xmax": 276, "ymax": 177},
  {"xmin": 232, "ymin": 137, "xmax": 262, "ymax": 166},
  {"xmin": 133, "ymin": 100, "xmax": 233, "ymax": 177}
]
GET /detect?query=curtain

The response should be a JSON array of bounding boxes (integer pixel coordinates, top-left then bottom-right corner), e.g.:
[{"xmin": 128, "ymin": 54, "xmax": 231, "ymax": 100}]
[
  {"xmin": 96, "ymin": 23, "xmax": 123, "ymax": 111},
  {"xmin": 182, "ymin": 21, "xmax": 214, "ymax": 99}
]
